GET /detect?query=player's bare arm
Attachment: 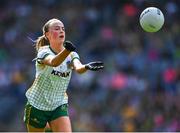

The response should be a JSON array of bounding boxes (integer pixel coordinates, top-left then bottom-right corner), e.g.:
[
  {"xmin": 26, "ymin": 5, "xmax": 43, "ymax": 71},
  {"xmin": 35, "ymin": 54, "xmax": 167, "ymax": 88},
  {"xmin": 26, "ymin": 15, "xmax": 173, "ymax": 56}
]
[
  {"xmin": 72, "ymin": 58, "xmax": 104, "ymax": 74},
  {"xmin": 41, "ymin": 41, "xmax": 76, "ymax": 67}
]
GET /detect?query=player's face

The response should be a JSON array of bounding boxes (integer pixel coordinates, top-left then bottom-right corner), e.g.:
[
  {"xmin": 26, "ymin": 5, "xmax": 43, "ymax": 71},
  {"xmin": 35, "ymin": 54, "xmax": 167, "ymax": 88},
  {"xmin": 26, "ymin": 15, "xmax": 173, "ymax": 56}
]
[{"xmin": 46, "ymin": 20, "xmax": 65, "ymax": 44}]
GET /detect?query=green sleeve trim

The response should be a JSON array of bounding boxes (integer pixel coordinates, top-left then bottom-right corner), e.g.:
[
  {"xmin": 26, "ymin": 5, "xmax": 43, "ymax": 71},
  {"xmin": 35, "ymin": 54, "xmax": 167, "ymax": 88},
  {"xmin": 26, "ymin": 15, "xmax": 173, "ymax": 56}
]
[
  {"xmin": 37, "ymin": 53, "xmax": 50, "ymax": 64},
  {"xmin": 71, "ymin": 57, "xmax": 80, "ymax": 63}
]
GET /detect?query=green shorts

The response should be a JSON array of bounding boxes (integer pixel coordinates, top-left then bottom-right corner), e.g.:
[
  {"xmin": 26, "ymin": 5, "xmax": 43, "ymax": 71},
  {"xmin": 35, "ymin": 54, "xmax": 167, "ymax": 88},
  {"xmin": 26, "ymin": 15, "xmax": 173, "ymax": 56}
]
[{"xmin": 23, "ymin": 102, "xmax": 69, "ymax": 128}]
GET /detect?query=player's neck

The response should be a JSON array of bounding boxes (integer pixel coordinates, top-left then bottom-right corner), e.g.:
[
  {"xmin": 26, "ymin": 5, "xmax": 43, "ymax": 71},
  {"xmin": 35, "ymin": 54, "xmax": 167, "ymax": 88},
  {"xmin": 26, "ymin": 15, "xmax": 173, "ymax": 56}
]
[{"xmin": 50, "ymin": 43, "xmax": 64, "ymax": 54}]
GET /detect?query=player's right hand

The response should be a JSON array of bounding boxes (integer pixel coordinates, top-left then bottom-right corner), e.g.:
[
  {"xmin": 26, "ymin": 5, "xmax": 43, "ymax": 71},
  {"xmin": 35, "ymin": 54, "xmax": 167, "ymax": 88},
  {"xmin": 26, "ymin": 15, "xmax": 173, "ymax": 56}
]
[{"xmin": 63, "ymin": 41, "xmax": 76, "ymax": 51}]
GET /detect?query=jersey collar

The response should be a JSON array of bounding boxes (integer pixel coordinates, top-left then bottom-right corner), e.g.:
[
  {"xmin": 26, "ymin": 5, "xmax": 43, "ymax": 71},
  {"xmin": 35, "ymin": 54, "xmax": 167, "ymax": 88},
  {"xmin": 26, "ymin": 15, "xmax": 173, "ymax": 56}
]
[{"xmin": 49, "ymin": 46, "xmax": 57, "ymax": 55}]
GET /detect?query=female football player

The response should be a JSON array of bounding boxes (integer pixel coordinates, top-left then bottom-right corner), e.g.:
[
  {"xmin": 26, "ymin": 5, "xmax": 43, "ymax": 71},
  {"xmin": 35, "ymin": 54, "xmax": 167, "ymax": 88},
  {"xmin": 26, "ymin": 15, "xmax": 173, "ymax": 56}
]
[{"xmin": 24, "ymin": 18, "xmax": 104, "ymax": 132}]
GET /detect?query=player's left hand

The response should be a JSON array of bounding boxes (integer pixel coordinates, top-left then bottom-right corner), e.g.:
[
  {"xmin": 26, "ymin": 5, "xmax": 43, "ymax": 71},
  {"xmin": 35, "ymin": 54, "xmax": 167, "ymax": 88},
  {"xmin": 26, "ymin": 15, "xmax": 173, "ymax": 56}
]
[
  {"xmin": 63, "ymin": 41, "xmax": 76, "ymax": 51},
  {"xmin": 85, "ymin": 61, "xmax": 104, "ymax": 71}
]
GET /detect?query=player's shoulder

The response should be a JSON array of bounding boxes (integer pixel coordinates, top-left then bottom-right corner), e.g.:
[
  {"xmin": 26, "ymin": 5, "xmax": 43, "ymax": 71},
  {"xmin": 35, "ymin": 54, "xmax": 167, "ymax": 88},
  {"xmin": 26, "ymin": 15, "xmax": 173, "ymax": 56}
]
[
  {"xmin": 70, "ymin": 51, "xmax": 78, "ymax": 56},
  {"xmin": 69, "ymin": 51, "xmax": 80, "ymax": 60},
  {"xmin": 38, "ymin": 46, "xmax": 50, "ymax": 52}
]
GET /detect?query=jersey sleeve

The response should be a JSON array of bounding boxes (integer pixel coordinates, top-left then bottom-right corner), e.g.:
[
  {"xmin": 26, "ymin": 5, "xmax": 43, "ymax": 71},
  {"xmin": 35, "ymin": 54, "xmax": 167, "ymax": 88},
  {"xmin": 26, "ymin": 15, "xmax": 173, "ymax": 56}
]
[
  {"xmin": 36, "ymin": 47, "xmax": 51, "ymax": 64},
  {"xmin": 70, "ymin": 52, "xmax": 80, "ymax": 63}
]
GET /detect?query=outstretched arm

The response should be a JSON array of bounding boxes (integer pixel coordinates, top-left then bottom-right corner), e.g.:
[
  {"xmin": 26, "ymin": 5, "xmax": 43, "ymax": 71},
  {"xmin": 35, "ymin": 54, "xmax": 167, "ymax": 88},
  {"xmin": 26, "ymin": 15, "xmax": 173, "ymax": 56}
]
[
  {"xmin": 41, "ymin": 41, "xmax": 76, "ymax": 67},
  {"xmin": 72, "ymin": 58, "xmax": 104, "ymax": 74}
]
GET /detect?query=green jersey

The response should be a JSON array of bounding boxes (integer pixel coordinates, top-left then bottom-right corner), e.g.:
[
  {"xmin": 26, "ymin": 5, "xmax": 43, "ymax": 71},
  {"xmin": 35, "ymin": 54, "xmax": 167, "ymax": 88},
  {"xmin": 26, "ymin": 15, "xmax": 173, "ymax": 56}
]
[{"xmin": 26, "ymin": 46, "xmax": 79, "ymax": 111}]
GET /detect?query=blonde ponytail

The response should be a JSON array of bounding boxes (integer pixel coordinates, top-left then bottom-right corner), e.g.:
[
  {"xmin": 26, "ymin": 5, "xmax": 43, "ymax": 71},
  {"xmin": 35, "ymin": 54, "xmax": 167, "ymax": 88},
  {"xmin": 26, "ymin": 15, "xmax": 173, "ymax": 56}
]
[{"xmin": 35, "ymin": 35, "xmax": 49, "ymax": 51}]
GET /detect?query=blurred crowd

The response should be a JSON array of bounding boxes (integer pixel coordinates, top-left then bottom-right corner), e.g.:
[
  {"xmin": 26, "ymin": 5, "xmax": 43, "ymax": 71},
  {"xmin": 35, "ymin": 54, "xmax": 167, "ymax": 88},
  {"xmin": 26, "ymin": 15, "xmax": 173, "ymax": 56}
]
[{"xmin": 0, "ymin": 0, "xmax": 179, "ymax": 131}]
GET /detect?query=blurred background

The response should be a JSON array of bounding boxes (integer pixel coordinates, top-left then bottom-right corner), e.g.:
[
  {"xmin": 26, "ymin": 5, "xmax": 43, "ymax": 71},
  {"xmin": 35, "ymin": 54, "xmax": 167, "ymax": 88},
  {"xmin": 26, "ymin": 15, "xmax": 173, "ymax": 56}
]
[{"xmin": 0, "ymin": 0, "xmax": 179, "ymax": 131}]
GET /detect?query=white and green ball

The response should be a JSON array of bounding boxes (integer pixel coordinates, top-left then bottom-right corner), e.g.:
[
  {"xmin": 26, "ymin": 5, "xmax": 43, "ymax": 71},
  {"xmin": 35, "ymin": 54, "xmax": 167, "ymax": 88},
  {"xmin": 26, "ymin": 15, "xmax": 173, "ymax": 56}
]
[{"xmin": 140, "ymin": 7, "xmax": 164, "ymax": 32}]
